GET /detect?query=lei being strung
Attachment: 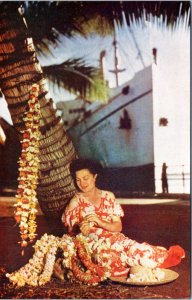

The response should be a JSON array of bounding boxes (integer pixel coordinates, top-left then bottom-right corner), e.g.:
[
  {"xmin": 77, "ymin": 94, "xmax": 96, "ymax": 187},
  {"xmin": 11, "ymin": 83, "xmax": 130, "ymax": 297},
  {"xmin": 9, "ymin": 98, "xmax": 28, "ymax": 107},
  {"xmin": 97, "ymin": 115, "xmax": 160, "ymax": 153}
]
[{"xmin": 14, "ymin": 84, "xmax": 40, "ymax": 253}]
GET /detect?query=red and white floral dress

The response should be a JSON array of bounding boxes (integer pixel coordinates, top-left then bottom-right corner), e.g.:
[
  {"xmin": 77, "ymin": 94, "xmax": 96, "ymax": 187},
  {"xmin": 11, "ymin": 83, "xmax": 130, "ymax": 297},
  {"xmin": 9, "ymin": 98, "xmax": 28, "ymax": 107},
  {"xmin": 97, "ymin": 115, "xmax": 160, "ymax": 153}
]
[{"xmin": 62, "ymin": 190, "xmax": 185, "ymax": 277}]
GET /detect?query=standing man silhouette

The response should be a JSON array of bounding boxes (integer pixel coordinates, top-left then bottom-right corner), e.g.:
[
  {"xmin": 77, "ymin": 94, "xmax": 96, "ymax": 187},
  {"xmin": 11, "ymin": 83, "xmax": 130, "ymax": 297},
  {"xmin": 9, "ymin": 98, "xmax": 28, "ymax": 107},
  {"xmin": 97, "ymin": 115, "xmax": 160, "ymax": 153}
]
[{"xmin": 161, "ymin": 162, "xmax": 168, "ymax": 193}]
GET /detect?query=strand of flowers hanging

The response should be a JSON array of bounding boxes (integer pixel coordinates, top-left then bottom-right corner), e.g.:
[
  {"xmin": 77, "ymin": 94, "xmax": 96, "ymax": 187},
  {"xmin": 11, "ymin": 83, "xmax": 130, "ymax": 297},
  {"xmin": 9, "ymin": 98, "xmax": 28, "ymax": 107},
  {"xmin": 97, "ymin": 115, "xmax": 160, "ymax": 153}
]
[{"xmin": 14, "ymin": 84, "xmax": 40, "ymax": 254}]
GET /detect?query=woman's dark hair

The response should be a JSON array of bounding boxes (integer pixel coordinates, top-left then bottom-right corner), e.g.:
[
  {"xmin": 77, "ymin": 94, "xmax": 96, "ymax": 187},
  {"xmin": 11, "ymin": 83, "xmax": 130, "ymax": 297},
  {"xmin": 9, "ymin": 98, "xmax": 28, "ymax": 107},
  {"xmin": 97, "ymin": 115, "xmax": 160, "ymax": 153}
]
[{"xmin": 70, "ymin": 158, "xmax": 103, "ymax": 183}]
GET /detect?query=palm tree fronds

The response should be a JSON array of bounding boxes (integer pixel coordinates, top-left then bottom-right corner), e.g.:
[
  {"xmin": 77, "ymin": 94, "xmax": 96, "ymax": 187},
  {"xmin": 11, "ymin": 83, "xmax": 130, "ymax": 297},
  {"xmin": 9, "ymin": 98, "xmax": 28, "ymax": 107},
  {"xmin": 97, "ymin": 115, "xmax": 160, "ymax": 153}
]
[
  {"xmin": 1, "ymin": 1, "xmax": 189, "ymax": 55},
  {"xmin": 43, "ymin": 58, "xmax": 108, "ymax": 102},
  {"xmin": 22, "ymin": 1, "xmax": 90, "ymax": 53},
  {"xmin": 84, "ymin": 75, "xmax": 109, "ymax": 103},
  {"xmin": 79, "ymin": 15, "xmax": 114, "ymax": 36},
  {"xmin": 5, "ymin": 1, "xmax": 189, "ymax": 53}
]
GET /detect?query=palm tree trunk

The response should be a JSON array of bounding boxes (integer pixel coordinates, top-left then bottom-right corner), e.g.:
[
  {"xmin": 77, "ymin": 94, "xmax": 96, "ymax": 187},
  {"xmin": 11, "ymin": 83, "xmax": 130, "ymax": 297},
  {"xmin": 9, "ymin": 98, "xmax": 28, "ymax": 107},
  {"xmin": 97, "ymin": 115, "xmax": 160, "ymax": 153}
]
[{"xmin": 0, "ymin": 8, "xmax": 76, "ymax": 220}]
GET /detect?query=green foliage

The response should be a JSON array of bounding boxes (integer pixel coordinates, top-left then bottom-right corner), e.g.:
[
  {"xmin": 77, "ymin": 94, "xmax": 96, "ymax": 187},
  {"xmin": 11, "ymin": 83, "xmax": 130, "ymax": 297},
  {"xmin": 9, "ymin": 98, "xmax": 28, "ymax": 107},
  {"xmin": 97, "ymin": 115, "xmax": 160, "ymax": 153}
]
[
  {"xmin": 43, "ymin": 59, "xmax": 108, "ymax": 102},
  {"xmin": 84, "ymin": 75, "xmax": 109, "ymax": 104}
]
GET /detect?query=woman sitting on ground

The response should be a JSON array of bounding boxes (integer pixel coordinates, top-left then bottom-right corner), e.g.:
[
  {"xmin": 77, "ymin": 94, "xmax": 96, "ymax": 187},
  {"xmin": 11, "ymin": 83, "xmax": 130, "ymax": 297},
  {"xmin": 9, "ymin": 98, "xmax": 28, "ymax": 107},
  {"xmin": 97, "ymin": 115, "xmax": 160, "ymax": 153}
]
[{"xmin": 62, "ymin": 158, "xmax": 185, "ymax": 277}]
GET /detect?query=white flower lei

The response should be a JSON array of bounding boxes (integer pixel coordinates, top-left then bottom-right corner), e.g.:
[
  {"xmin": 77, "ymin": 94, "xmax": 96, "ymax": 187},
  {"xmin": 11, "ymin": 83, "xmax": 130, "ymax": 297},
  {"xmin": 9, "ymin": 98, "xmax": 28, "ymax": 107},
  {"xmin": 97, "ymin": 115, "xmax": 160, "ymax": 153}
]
[{"xmin": 6, "ymin": 234, "xmax": 76, "ymax": 287}]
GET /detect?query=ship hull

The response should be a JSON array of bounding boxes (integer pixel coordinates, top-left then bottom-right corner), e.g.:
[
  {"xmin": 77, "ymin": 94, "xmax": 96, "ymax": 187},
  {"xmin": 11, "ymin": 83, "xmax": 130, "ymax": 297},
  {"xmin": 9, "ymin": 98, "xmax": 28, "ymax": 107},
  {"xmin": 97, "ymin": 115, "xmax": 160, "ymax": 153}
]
[{"xmin": 68, "ymin": 66, "xmax": 155, "ymax": 192}]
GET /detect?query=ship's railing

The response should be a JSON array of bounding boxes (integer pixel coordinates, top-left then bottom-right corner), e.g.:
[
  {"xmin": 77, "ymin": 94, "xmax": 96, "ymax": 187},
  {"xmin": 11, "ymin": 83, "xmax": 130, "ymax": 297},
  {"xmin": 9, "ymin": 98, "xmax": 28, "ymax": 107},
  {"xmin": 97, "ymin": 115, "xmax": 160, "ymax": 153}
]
[{"xmin": 154, "ymin": 164, "xmax": 190, "ymax": 194}]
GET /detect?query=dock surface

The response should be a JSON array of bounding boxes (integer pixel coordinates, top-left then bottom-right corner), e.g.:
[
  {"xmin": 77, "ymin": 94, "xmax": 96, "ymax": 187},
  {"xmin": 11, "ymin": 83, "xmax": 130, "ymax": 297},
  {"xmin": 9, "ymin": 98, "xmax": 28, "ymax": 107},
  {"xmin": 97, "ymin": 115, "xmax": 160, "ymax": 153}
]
[{"xmin": 0, "ymin": 197, "xmax": 190, "ymax": 299}]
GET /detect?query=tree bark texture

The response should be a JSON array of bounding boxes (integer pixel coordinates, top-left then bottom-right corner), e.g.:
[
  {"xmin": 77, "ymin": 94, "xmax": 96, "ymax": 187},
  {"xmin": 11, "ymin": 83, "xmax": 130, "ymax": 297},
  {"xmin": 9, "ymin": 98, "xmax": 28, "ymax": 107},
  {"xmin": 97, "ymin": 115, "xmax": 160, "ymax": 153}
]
[{"xmin": 0, "ymin": 9, "xmax": 77, "ymax": 219}]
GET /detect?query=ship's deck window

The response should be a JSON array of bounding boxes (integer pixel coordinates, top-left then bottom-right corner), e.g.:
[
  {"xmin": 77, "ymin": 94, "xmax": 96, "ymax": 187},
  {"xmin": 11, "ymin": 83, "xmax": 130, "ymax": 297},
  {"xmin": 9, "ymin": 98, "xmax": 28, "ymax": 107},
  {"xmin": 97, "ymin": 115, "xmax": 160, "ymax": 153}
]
[
  {"xmin": 122, "ymin": 85, "xmax": 129, "ymax": 95},
  {"xmin": 159, "ymin": 118, "xmax": 168, "ymax": 126}
]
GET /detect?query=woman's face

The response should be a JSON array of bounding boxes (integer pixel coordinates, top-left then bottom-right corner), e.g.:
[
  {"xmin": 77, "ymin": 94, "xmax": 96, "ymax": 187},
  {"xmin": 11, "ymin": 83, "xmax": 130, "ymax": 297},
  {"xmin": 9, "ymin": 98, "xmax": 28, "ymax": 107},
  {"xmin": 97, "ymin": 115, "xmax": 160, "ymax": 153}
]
[{"xmin": 75, "ymin": 169, "xmax": 97, "ymax": 193}]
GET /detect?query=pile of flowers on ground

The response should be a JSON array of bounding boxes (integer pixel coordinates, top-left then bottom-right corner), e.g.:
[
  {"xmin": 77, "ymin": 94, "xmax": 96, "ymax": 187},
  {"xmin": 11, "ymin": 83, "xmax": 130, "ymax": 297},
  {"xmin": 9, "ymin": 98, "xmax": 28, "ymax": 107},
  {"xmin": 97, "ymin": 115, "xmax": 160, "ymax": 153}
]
[
  {"xmin": 14, "ymin": 84, "xmax": 40, "ymax": 253},
  {"xmin": 6, "ymin": 233, "xmax": 111, "ymax": 286}
]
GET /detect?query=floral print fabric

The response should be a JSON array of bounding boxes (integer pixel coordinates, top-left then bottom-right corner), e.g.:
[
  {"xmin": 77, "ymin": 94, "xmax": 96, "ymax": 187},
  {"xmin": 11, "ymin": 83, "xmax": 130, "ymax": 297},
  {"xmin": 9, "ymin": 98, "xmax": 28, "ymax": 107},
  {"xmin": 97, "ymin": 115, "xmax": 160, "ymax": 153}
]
[
  {"xmin": 62, "ymin": 190, "xmax": 124, "ymax": 229},
  {"xmin": 62, "ymin": 190, "xmax": 179, "ymax": 276}
]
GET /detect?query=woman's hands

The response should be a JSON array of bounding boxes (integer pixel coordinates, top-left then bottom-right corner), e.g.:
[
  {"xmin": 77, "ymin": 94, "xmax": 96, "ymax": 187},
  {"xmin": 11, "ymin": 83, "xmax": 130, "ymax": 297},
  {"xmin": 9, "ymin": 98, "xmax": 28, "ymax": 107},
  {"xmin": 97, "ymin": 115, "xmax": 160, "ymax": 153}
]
[
  {"xmin": 79, "ymin": 221, "xmax": 91, "ymax": 236},
  {"xmin": 80, "ymin": 214, "xmax": 98, "ymax": 236},
  {"xmin": 80, "ymin": 213, "xmax": 122, "ymax": 235},
  {"xmin": 83, "ymin": 214, "xmax": 101, "ymax": 226}
]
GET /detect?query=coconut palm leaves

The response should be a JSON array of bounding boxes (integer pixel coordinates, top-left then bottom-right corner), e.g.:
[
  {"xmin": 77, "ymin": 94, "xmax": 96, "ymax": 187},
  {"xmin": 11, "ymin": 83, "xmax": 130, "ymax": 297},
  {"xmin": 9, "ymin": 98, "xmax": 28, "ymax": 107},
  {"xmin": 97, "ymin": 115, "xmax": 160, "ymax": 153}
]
[
  {"xmin": 0, "ymin": 2, "xmax": 109, "ymax": 101},
  {"xmin": 43, "ymin": 59, "xmax": 108, "ymax": 102},
  {"xmin": 22, "ymin": 1, "xmax": 190, "ymax": 50}
]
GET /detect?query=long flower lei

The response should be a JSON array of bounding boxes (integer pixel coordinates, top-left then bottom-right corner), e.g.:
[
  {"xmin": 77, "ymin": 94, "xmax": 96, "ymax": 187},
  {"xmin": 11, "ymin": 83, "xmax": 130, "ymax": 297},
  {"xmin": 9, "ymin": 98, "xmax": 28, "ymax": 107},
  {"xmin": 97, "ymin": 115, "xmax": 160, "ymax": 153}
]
[
  {"xmin": 6, "ymin": 233, "xmax": 109, "ymax": 286},
  {"xmin": 6, "ymin": 234, "xmax": 74, "ymax": 287},
  {"xmin": 14, "ymin": 84, "xmax": 40, "ymax": 253}
]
